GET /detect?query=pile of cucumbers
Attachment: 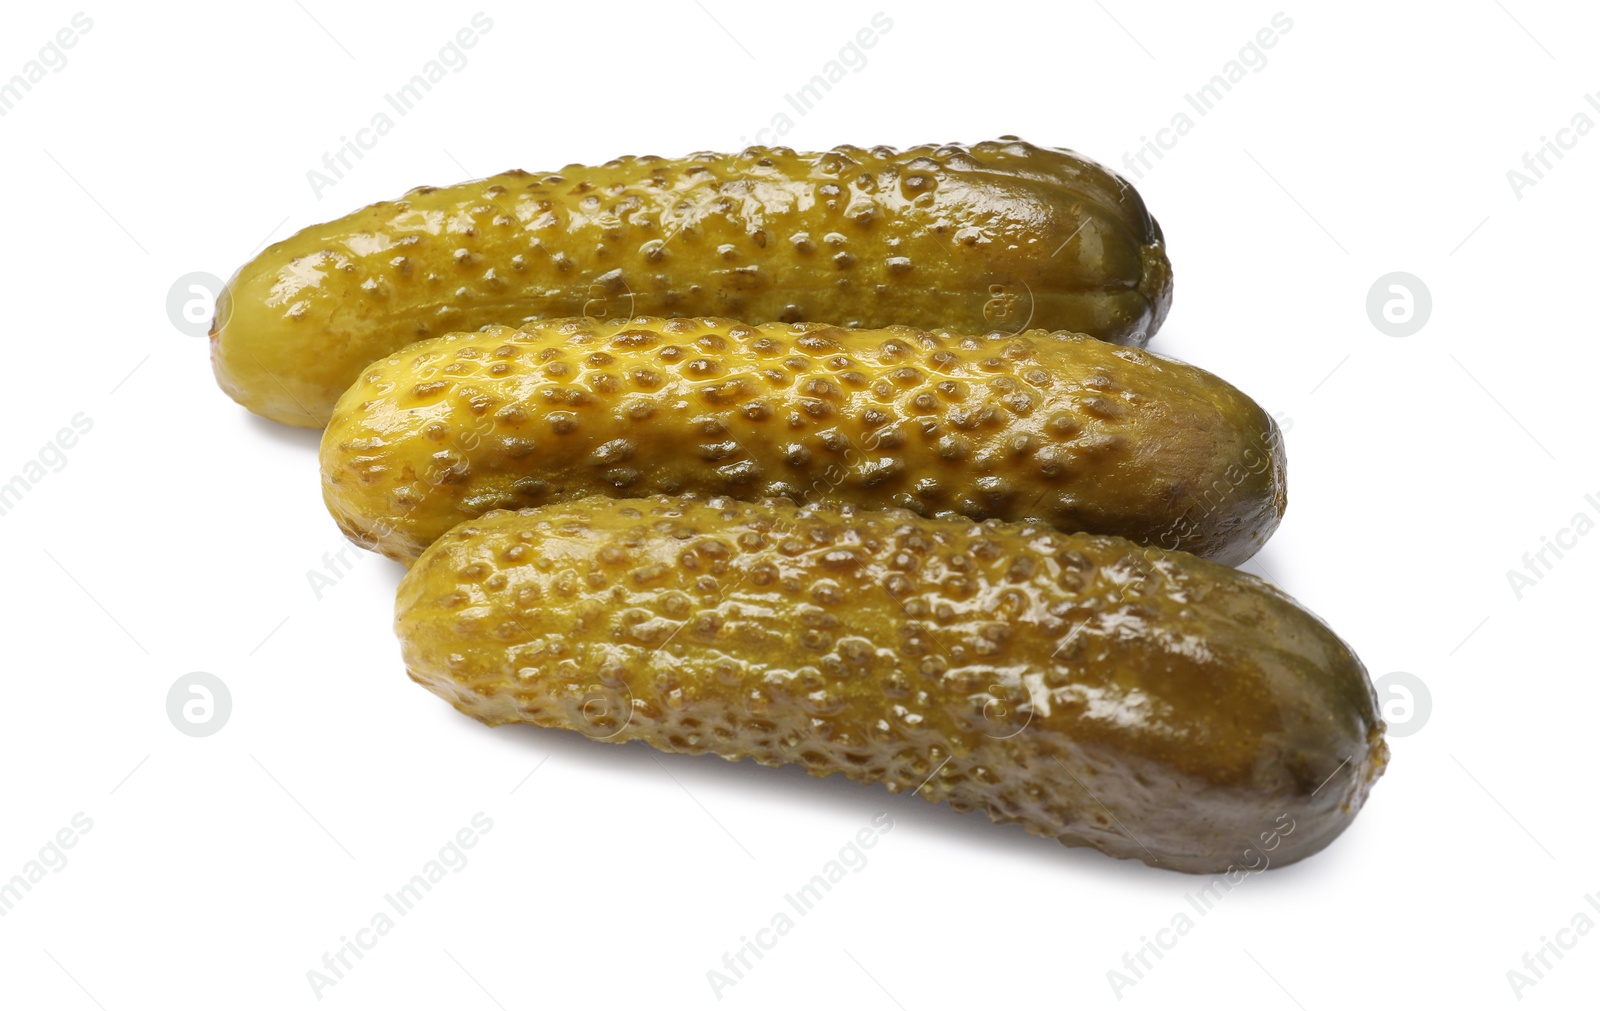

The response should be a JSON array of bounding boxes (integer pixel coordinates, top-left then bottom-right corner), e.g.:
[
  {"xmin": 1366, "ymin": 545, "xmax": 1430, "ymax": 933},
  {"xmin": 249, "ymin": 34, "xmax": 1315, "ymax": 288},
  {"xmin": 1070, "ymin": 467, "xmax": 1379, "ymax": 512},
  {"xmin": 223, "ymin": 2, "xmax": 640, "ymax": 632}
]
[{"xmin": 213, "ymin": 138, "xmax": 1385, "ymax": 874}]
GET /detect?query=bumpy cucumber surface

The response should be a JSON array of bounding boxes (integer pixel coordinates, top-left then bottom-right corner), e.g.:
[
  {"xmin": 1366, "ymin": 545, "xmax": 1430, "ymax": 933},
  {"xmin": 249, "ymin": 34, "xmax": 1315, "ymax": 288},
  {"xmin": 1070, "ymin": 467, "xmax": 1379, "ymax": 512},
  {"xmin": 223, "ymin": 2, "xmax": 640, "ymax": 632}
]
[
  {"xmin": 214, "ymin": 138, "xmax": 1172, "ymax": 426},
  {"xmin": 322, "ymin": 317, "xmax": 1282, "ymax": 565},
  {"xmin": 396, "ymin": 497, "xmax": 1386, "ymax": 874}
]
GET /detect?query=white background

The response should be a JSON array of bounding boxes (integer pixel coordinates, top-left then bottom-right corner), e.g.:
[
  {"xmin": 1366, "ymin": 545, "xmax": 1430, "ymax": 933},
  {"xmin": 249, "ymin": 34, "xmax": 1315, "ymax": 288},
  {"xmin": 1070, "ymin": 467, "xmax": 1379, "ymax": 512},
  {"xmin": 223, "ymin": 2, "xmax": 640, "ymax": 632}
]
[{"xmin": 1, "ymin": 1, "xmax": 1595, "ymax": 1007}]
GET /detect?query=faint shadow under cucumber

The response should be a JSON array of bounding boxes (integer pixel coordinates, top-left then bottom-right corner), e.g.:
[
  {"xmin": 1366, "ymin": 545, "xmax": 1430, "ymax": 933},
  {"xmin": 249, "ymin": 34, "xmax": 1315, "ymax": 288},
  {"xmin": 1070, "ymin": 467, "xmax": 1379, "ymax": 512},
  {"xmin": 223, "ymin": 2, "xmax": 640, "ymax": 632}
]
[{"xmin": 245, "ymin": 411, "xmax": 324, "ymax": 452}]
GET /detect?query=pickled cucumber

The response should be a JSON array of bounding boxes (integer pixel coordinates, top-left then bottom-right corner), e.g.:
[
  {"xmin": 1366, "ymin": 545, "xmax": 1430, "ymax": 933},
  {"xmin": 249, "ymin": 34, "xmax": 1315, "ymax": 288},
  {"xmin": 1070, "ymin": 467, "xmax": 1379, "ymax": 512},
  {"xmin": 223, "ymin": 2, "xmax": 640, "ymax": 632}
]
[
  {"xmin": 214, "ymin": 138, "xmax": 1172, "ymax": 427},
  {"xmin": 396, "ymin": 496, "xmax": 1386, "ymax": 873},
  {"xmin": 322, "ymin": 317, "xmax": 1283, "ymax": 565}
]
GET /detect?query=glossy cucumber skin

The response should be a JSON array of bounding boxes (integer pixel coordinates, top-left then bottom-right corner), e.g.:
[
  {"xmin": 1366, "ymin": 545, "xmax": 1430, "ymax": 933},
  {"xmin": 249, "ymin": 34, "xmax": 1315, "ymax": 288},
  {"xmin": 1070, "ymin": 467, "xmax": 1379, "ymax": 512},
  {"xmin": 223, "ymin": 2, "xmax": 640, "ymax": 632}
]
[
  {"xmin": 322, "ymin": 317, "xmax": 1282, "ymax": 565},
  {"xmin": 396, "ymin": 497, "xmax": 1386, "ymax": 874},
  {"xmin": 213, "ymin": 138, "xmax": 1171, "ymax": 426}
]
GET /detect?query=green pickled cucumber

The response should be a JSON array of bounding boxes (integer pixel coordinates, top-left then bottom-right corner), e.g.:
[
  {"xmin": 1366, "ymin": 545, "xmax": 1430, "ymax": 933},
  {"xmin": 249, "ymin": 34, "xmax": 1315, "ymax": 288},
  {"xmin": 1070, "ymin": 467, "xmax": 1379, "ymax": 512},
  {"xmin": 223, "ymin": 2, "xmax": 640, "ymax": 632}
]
[
  {"xmin": 214, "ymin": 137, "xmax": 1172, "ymax": 426},
  {"xmin": 396, "ymin": 496, "xmax": 1386, "ymax": 874},
  {"xmin": 322, "ymin": 317, "xmax": 1282, "ymax": 565}
]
